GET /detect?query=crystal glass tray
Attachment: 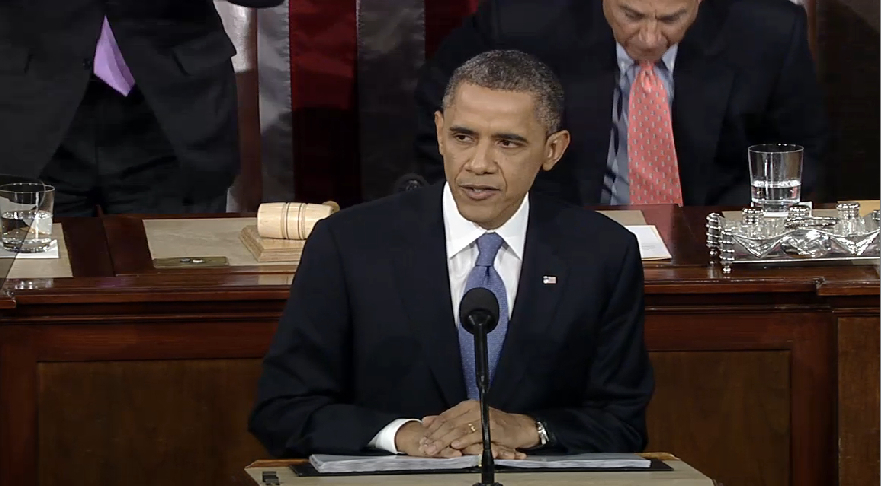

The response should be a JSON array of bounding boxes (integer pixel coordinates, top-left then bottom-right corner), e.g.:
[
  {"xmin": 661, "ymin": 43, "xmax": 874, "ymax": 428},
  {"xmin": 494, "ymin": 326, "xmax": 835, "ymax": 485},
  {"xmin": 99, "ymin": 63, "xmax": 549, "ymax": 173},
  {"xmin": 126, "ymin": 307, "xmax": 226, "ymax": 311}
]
[{"xmin": 706, "ymin": 202, "xmax": 880, "ymax": 273}]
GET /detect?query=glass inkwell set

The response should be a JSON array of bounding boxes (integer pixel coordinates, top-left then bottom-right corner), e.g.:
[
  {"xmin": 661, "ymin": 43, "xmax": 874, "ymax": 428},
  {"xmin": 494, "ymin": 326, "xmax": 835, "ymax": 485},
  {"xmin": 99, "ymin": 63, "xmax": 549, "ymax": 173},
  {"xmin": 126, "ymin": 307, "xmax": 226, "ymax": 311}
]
[
  {"xmin": 707, "ymin": 203, "xmax": 880, "ymax": 273},
  {"xmin": 705, "ymin": 144, "xmax": 880, "ymax": 273}
]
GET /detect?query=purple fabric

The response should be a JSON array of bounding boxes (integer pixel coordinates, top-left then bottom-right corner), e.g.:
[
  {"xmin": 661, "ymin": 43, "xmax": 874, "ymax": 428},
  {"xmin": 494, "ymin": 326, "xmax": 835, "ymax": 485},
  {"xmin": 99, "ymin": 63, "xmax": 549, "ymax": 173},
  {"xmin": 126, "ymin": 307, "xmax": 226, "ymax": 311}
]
[{"xmin": 93, "ymin": 17, "xmax": 135, "ymax": 95}]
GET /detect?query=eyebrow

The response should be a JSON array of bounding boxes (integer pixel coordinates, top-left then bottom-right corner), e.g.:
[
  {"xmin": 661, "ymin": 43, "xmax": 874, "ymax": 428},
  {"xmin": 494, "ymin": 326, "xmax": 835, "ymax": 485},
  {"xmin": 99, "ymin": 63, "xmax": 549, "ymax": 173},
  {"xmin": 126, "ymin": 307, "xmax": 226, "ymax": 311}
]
[
  {"xmin": 620, "ymin": 5, "xmax": 687, "ymax": 21},
  {"xmin": 449, "ymin": 126, "xmax": 529, "ymax": 144},
  {"xmin": 450, "ymin": 125, "xmax": 529, "ymax": 144},
  {"xmin": 493, "ymin": 133, "xmax": 529, "ymax": 144},
  {"xmin": 449, "ymin": 126, "xmax": 477, "ymax": 136},
  {"xmin": 621, "ymin": 6, "xmax": 644, "ymax": 17},
  {"xmin": 658, "ymin": 8, "xmax": 688, "ymax": 21}
]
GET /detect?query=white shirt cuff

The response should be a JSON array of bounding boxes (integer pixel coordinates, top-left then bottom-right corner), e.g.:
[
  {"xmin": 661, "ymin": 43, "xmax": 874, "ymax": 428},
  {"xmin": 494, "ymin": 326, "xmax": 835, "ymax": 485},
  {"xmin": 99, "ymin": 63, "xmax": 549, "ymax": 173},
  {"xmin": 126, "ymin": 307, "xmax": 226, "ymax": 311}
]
[{"xmin": 368, "ymin": 418, "xmax": 420, "ymax": 454}]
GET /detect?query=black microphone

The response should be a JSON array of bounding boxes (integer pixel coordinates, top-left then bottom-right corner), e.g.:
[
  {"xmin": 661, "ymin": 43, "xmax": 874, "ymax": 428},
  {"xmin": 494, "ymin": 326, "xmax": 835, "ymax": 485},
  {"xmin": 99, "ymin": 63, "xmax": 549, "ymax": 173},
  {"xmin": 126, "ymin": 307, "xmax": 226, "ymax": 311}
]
[
  {"xmin": 459, "ymin": 287, "xmax": 503, "ymax": 486},
  {"xmin": 393, "ymin": 173, "xmax": 427, "ymax": 193}
]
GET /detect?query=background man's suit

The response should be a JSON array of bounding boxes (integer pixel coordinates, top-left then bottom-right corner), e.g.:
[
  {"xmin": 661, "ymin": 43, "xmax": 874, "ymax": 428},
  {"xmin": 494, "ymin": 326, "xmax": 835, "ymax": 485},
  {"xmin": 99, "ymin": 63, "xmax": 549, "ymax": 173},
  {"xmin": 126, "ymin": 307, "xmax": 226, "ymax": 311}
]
[
  {"xmin": 0, "ymin": 0, "xmax": 280, "ymax": 214},
  {"xmin": 249, "ymin": 183, "xmax": 654, "ymax": 457},
  {"xmin": 414, "ymin": 0, "xmax": 829, "ymax": 206}
]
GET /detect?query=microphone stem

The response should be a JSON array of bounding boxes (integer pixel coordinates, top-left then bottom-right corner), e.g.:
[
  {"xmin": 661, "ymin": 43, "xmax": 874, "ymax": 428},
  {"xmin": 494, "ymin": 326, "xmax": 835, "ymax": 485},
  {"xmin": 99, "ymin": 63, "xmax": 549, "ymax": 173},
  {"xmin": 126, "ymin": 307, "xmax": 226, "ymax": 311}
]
[{"xmin": 473, "ymin": 325, "xmax": 499, "ymax": 486}]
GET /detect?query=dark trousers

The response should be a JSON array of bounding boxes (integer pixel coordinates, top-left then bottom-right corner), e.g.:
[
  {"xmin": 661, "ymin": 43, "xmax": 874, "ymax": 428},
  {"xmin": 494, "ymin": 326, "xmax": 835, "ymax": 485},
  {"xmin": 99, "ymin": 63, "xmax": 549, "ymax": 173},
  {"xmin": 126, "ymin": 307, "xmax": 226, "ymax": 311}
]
[{"xmin": 40, "ymin": 76, "xmax": 227, "ymax": 217}]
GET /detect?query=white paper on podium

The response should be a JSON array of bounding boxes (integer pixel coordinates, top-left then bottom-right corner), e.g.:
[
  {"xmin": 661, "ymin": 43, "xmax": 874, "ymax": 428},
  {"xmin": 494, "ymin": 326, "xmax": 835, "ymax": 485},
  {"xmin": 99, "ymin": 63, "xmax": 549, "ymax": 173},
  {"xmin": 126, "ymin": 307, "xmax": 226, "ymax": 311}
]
[
  {"xmin": 625, "ymin": 225, "xmax": 672, "ymax": 261},
  {"xmin": 309, "ymin": 453, "xmax": 650, "ymax": 474}
]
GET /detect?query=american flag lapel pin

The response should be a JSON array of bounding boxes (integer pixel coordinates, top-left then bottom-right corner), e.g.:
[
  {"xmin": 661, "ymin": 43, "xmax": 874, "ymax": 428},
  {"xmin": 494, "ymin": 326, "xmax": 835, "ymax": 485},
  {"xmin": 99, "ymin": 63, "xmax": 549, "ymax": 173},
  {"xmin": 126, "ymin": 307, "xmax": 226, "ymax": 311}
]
[{"xmin": 542, "ymin": 276, "xmax": 557, "ymax": 285}]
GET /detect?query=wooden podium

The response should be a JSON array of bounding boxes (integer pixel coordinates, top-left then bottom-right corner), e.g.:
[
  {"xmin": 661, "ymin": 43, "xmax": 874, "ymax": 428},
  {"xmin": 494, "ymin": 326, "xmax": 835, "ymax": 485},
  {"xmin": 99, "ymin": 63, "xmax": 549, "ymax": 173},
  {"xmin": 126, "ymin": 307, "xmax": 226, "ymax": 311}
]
[
  {"xmin": 0, "ymin": 205, "xmax": 875, "ymax": 486},
  {"xmin": 243, "ymin": 454, "xmax": 717, "ymax": 485}
]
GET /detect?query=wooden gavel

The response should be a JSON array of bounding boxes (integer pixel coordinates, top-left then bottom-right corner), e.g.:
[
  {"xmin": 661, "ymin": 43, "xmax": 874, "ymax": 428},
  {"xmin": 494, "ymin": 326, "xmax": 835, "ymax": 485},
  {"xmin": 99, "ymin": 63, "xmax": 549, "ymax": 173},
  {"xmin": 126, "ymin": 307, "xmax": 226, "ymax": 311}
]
[{"xmin": 256, "ymin": 201, "xmax": 340, "ymax": 240}]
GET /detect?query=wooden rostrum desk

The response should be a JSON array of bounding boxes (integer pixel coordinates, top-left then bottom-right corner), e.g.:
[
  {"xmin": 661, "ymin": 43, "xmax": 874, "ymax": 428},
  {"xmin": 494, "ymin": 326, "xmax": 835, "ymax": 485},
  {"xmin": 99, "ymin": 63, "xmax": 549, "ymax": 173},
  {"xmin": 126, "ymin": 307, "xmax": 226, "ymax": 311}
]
[
  {"xmin": 0, "ymin": 206, "xmax": 876, "ymax": 486},
  {"xmin": 242, "ymin": 453, "xmax": 716, "ymax": 485}
]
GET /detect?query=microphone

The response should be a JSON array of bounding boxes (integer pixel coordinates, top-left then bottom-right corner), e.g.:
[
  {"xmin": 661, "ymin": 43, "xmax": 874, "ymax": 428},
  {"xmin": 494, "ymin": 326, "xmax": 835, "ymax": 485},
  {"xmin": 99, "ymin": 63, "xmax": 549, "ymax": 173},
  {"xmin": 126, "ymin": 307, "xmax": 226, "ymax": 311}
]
[
  {"xmin": 459, "ymin": 287, "xmax": 503, "ymax": 486},
  {"xmin": 393, "ymin": 173, "xmax": 427, "ymax": 193}
]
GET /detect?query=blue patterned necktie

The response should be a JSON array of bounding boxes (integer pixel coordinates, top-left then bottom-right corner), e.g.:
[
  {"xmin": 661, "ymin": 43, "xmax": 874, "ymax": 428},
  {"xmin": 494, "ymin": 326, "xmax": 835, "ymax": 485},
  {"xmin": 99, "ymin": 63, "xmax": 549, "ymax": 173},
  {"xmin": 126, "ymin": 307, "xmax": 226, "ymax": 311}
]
[{"xmin": 458, "ymin": 232, "xmax": 509, "ymax": 400}]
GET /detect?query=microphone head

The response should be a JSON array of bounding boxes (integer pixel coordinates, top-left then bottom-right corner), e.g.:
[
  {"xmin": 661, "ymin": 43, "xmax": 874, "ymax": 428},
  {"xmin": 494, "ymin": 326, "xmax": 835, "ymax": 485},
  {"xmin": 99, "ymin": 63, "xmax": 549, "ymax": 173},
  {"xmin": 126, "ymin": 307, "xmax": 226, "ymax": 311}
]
[
  {"xmin": 459, "ymin": 287, "xmax": 500, "ymax": 335},
  {"xmin": 393, "ymin": 173, "xmax": 427, "ymax": 193}
]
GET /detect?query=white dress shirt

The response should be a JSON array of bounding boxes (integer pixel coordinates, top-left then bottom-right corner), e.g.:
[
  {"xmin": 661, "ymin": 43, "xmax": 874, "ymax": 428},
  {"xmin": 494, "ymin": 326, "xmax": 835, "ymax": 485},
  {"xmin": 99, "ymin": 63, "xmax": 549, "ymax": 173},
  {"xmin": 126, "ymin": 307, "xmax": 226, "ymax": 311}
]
[{"xmin": 367, "ymin": 183, "xmax": 530, "ymax": 453}]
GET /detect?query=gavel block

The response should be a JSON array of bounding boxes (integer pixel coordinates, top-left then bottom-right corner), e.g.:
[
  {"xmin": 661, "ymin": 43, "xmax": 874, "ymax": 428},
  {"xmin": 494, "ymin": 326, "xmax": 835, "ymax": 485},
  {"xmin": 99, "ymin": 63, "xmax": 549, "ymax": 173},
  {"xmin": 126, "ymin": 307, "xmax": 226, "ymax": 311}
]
[{"xmin": 240, "ymin": 201, "xmax": 339, "ymax": 263}]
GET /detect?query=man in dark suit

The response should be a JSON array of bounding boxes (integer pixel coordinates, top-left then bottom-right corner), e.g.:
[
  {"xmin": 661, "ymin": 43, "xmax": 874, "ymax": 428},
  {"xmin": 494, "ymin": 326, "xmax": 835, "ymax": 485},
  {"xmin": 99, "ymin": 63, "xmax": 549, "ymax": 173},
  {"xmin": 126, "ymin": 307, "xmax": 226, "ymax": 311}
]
[
  {"xmin": 249, "ymin": 50, "xmax": 653, "ymax": 459},
  {"xmin": 414, "ymin": 0, "xmax": 829, "ymax": 206},
  {"xmin": 0, "ymin": 0, "xmax": 281, "ymax": 216}
]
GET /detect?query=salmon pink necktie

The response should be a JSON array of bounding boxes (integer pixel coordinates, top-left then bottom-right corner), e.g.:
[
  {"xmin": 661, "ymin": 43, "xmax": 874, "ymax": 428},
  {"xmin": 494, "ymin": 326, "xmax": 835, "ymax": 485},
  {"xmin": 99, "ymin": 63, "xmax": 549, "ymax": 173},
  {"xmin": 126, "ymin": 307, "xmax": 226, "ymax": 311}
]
[{"xmin": 627, "ymin": 61, "xmax": 683, "ymax": 206}]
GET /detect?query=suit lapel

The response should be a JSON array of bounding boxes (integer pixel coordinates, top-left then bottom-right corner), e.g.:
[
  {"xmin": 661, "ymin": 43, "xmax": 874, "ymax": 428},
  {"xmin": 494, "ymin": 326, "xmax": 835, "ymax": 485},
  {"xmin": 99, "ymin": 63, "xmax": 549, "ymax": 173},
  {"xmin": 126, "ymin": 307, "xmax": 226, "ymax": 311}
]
[
  {"xmin": 488, "ymin": 197, "xmax": 567, "ymax": 408},
  {"xmin": 565, "ymin": 1, "xmax": 617, "ymax": 204},
  {"xmin": 392, "ymin": 185, "xmax": 466, "ymax": 407},
  {"xmin": 673, "ymin": 3, "xmax": 733, "ymax": 205}
]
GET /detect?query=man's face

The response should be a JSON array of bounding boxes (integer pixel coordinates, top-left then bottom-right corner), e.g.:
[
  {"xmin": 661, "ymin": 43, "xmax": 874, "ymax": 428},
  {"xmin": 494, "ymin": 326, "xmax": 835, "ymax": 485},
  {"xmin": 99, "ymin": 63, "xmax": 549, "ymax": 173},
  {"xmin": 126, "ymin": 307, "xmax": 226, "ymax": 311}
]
[
  {"xmin": 603, "ymin": 0, "xmax": 701, "ymax": 62},
  {"xmin": 435, "ymin": 83, "xmax": 569, "ymax": 230}
]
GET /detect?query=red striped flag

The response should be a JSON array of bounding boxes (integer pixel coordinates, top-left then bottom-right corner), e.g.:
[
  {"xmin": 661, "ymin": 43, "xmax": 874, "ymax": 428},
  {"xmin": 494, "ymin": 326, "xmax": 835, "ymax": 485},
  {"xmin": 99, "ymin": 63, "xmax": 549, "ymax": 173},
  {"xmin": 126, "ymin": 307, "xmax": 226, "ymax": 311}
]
[{"xmin": 253, "ymin": 0, "xmax": 480, "ymax": 207}]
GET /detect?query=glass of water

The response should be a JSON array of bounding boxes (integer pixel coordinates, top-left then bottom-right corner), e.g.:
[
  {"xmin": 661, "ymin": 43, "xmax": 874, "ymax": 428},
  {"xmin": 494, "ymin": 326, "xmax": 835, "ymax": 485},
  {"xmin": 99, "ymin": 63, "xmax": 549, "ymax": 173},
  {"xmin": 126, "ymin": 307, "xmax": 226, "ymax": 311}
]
[
  {"xmin": 748, "ymin": 144, "xmax": 804, "ymax": 213},
  {"xmin": 0, "ymin": 183, "xmax": 55, "ymax": 253}
]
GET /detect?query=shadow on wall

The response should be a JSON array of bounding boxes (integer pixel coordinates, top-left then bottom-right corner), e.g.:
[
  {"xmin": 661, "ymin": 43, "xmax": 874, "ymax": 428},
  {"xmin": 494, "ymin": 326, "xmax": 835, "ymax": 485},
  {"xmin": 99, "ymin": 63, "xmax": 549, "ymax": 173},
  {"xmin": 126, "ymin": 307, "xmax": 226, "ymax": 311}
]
[
  {"xmin": 229, "ymin": 69, "xmax": 263, "ymax": 212},
  {"xmin": 260, "ymin": 110, "xmax": 294, "ymax": 205},
  {"xmin": 817, "ymin": 0, "xmax": 880, "ymax": 200},
  {"xmin": 285, "ymin": 106, "xmax": 362, "ymax": 209}
]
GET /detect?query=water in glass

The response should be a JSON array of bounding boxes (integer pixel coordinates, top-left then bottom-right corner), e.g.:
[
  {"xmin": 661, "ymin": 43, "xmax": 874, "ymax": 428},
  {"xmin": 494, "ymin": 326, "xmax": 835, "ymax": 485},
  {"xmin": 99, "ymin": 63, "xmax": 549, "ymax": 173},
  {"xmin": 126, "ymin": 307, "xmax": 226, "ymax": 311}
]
[
  {"xmin": 750, "ymin": 179, "xmax": 802, "ymax": 213},
  {"xmin": 748, "ymin": 144, "xmax": 804, "ymax": 213},
  {"xmin": 1, "ymin": 209, "xmax": 53, "ymax": 252}
]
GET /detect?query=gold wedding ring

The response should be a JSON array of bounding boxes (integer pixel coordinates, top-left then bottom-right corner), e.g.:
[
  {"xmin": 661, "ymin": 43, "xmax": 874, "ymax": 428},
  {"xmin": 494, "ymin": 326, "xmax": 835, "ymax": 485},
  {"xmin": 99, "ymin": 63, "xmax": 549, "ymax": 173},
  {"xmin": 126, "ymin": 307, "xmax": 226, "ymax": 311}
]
[{"xmin": 468, "ymin": 423, "xmax": 477, "ymax": 433}]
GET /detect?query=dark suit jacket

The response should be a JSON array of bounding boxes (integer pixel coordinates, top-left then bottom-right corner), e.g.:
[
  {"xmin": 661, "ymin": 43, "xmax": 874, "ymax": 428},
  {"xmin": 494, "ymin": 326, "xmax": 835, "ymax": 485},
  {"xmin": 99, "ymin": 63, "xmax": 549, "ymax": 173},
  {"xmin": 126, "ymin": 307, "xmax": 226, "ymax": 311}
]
[
  {"xmin": 249, "ymin": 183, "xmax": 654, "ymax": 457},
  {"xmin": 0, "ymin": 0, "xmax": 281, "ymax": 201},
  {"xmin": 414, "ymin": 0, "xmax": 829, "ymax": 206}
]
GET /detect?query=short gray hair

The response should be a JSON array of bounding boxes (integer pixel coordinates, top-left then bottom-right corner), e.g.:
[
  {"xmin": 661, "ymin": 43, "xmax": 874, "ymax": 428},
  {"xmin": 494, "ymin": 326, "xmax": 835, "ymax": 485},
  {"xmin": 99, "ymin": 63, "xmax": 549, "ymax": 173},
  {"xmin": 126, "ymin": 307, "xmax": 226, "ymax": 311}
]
[{"xmin": 441, "ymin": 50, "xmax": 565, "ymax": 135}]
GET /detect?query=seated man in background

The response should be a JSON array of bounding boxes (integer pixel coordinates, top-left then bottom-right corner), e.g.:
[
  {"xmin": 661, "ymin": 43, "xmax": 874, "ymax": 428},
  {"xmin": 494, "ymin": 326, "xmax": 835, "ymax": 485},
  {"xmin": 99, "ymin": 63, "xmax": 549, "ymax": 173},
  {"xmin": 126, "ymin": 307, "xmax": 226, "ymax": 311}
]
[
  {"xmin": 249, "ymin": 50, "xmax": 653, "ymax": 459},
  {"xmin": 414, "ymin": 0, "xmax": 829, "ymax": 207},
  {"xmin": 0, "ymin": 0, "xmax": 281, "ymax": 216}
]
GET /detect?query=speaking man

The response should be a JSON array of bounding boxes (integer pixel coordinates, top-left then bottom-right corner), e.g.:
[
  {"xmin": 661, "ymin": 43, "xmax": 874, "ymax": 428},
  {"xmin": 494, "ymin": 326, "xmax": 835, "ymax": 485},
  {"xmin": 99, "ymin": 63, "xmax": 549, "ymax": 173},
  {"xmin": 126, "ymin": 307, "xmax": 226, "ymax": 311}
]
[{"xmin": 250, "ymin": 50, "xmax": 653, "ymax": 459}]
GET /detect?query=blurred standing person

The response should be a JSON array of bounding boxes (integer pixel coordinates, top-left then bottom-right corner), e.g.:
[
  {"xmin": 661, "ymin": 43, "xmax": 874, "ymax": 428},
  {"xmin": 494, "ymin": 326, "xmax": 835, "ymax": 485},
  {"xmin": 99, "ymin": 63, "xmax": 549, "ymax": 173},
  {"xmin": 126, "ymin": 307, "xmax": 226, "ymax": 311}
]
[
  {"xmin": 215, "ymin": 0, "xmax": 264, "ymax": 212},
  {"xmin": 0, "ymin": 0, "xmax": 282, "ymax": 216}
]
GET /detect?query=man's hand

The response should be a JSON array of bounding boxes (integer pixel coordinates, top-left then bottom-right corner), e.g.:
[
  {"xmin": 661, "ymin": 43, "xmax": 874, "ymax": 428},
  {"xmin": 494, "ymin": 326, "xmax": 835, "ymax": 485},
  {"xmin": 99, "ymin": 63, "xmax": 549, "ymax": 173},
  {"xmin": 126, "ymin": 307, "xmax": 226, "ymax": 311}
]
[
  {"xmin": 459, "ymin": 443, "xmax": 527, "ymax": 460},
  {"xmin": 418, "ymin": 401, "xmax": 540, "ymax": 455},
  {"xmin": 394, "ymin": 421, "xmax": 462, "ymax": 457}
]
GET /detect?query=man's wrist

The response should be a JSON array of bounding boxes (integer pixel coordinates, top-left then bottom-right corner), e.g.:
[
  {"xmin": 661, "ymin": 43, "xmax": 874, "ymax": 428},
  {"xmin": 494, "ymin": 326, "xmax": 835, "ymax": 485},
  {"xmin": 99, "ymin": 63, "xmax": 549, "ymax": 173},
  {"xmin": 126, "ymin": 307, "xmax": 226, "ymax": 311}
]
[
  {"xmin": 393, "ymin": 420, "xmax": 424, "ymax": 454},
  {"xmin": 517, "ymin": 415, "xmax": 542, "ymax": 449}
]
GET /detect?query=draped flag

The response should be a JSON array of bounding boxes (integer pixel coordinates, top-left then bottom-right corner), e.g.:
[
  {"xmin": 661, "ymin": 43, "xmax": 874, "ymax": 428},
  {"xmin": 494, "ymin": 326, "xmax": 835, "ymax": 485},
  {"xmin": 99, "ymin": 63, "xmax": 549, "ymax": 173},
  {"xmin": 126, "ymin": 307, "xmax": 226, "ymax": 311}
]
[
  {"xmin": 285, "ymin": 0, "xmax": 480, "ymax": 205},
  {"xmin": 222, "ymin": 0, "xmax": 480, "ymax": 207}
]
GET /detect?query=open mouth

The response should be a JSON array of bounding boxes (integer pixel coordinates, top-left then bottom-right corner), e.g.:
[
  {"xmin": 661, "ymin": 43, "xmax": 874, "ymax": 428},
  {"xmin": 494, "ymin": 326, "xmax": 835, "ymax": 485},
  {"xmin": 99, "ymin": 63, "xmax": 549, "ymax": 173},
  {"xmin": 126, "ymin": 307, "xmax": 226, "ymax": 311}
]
[{"xmin": 459, "ymin": 184, "xmax": 499, "ymax": 201}]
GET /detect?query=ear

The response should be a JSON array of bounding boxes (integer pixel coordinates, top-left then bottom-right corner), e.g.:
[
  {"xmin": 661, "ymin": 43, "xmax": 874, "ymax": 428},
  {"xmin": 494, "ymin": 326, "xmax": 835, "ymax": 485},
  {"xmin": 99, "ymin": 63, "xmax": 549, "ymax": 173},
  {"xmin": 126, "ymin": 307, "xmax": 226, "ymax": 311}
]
[
  {"xmin": 541, "ymin": 130, "xmax": 571, "ymax": 172},
  {"xmin": 434, "ymin": 111, "xmax": 445, "ymax": 152}
]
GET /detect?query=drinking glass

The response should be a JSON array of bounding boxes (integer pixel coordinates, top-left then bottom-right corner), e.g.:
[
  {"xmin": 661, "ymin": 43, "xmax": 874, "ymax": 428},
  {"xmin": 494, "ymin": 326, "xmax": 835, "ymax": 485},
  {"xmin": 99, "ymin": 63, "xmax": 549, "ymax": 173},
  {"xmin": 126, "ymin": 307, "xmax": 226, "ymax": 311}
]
[
  {"xmin": 748, "ymin": 144, "xmax": 804, "ymax": 213},
  {"xmin": 0, "ymin": 183, "xmax": 55, "ymax": 253}
]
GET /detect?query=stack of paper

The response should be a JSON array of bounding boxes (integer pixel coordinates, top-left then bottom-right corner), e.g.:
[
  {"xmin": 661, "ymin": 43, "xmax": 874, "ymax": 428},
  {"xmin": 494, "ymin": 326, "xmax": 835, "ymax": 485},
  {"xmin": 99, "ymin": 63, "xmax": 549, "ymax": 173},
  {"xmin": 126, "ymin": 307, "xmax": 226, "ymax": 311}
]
[
  {"xmin": 625, "ymin": 225, "xmax": 672, "ymax": 260},
  {"xmin": 497, "ymin": 453, "xmax": 650, "ymax": 469},
  {"xmin": 309, "ymin": 453, "xmax": 650, "ymax": 474},
  {"xmin": 310, "ymin": 454, "xmax": 474, "ymax": 473}
]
